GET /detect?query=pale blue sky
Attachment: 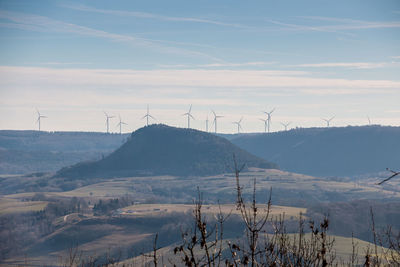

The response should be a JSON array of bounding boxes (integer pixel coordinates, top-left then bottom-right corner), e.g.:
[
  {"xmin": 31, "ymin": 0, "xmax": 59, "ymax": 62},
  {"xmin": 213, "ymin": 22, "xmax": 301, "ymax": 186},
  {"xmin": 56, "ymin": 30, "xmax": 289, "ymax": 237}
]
[{"xmin": 0, "ymin": 0, "xmax": 399, "ymax": 133}]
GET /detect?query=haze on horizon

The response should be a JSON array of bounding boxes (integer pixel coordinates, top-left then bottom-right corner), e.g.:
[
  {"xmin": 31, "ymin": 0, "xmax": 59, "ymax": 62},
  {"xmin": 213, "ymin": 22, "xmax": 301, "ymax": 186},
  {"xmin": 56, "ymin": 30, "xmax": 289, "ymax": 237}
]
[{"xmin": 0, "ymin": 0, "xmax": 400, "ymax": 133}]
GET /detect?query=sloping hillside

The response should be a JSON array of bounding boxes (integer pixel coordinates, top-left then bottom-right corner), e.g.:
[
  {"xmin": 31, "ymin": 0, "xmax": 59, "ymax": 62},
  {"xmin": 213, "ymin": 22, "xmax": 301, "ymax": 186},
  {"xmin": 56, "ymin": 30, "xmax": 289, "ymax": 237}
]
[
  {"xmin": 229, "ymin": 125, "xmax": 400, "ymax": 177},
  {"xmin": 56, "ymin": 124, "xmax": 278, "ymax": 178}
]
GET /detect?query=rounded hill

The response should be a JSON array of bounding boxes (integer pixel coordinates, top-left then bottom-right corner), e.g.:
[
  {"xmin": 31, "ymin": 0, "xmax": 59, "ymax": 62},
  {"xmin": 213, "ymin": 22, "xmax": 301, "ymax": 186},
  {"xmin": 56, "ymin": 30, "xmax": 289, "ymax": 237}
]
[{"xmin": 56, "ymin": 124, "xmax": 278, "ymax": 178}]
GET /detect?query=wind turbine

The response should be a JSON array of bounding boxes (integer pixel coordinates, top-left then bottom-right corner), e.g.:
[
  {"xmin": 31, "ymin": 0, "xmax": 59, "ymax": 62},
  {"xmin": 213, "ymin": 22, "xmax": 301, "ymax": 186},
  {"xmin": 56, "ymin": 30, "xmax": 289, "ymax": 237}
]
[
  {"xmin": 104, "ymin": 111, "xmax": 115, "ymax": 133},
  {"xmin": 367, "ymin": 116, "xmax": 371, "ymax": 125},
  {"xmin": 211, "ymin": 110, "xmax": 223, "ymax": 133},
  {"xmin": 263, "ymin": 108, "xmax": 275, "ymax": 133},
  {"xmin": 182, "ymin": 104, "xmax": 194, "ymax": 128},
  {"xmin": 142, "ymin": 105, "xmax": 155, "ymax": 126},
  {"xmin": 36, "ymin": 109, "xmax": 47, "ymax": 131},
  {"xmin": 280, "ymin": 122, "xmax": 291, "ymax": 131},
  {"xmin": 232, "ymin": 117, "xmax": 243, "ymax": 134},
  {"xmin": 259, "ymin": 118, "xmax": 268, "ymax": 133},
  {"xmin": 322, "ymin": 116, "xmax": 335, "ymax": 127},
  {"xmin": 116, "ymin": 115, "xmax": 128, "ymax": 134}
]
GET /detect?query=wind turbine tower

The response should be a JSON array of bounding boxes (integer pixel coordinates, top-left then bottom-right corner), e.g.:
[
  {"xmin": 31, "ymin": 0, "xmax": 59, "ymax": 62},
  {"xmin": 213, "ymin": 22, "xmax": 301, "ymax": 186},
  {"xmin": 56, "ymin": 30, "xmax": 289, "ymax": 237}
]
[
  {"xmin": 259, "ymin": 118, "xmax": 268, "ymax": 133},
  {"xmin": 263, "ymin": 108, "xmax": 275, "ymax": 133},
  {"xmin": 233, "ymin": 117, "xmax": 243, "ymax": 134},
  {"xmin": 205, "ymin": 115, "xmax": 209, "ymax": 132},
  {"xmin": 183, "ymin": 104, "xmax": 194, "ymax": 128},
  {"xmin": 281, "ymin": 122, "xmax": 291, "ymax": 131},
  {"xmin": 104, "ymin": 111, "xmax": 115, "ymax": 133},
  {"xmin": 36, "ymin": 109, "xmax": 47, "ymax": 131},
  {"xmin": 116, "ymin": 115, "xmax": 128, "ymax": 134},
  {"xmin": 211, "ymin": 110, "xmax": 223, "ymax": 133},
  {"xmin": 367, "ymin": 116, "xmax": 371, "ymax": 125},
  {"xmin": 142, "ymin": 105, "xmax": 155, "ymax": 126},
  {"xmin": 322, "ymin": 116, "xmax": 335, "ymax": 127}
]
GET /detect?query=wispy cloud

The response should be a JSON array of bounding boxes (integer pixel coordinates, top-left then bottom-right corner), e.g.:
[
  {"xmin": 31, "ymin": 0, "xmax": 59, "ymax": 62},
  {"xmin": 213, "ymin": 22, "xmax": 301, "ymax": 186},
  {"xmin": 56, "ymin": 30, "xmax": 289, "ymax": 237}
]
[
  {"xmin": 0, "ymin": 10, "xmax": 222, "ymax": 61},
  {"xmin": 297, "ymin": 16, "xmax": 400, "ymax": 30},
  {"xmin": 295, "ymin": 62, "xmax": 387, "ymax": 69},
  {"xmin": 157, "ymin": 61, "xmax": 277, "ymax": 69},
  {"xmin": 63, "ymin": 4, "xmax": 248, "ymax": 29},
  {"xmin": 267, "ymin": 16, "xmax": 400, "ymax": 34},
  {"xmin": 1, "ymin": 66, "xmax": 399, "ymax": 90}
]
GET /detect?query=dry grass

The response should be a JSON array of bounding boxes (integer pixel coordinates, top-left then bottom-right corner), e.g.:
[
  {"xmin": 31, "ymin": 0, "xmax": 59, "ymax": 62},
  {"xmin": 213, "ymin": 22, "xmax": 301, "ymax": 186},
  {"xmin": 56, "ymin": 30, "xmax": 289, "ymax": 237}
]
[
  {"xmin": 119, "ymin": 203, "xmax": 306, "ymax": 220},
  {"xmin": 0, "ymin": 197, "xmax": 47, "ymax": 215}
]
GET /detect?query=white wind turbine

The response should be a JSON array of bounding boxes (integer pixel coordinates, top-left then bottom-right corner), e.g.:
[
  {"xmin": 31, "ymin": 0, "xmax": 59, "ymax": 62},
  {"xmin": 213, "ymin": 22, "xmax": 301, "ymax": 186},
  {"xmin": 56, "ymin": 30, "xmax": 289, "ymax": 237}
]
[
  {"xmin": 142, "ymin": 105, "xmax": 155, "ymax": 126},
  {"xmin": 367, "ymin": 116, "xmax": 371, "ymax": 125},
  {"xmin": 211, "ymin": 110, "xmax": 223, "ymax": 133},
  {"xmin": 183, "ymin": 104, "xmax": 195, "ymax": 128},
  {"xmin": 259, "ymin": 118, "xmax": 268, "ymax": 133},
  {"xmin": 322, "ymin": 116, "xmax": 335, "ymax": 127},
  {"xmin": 233, "ymin": 117, "xmax": 243, "ymax": 134},
  {"xmin": 116, "ymin": 115, "xmax": 128, "ymax": 134},
  {"xmin": 263, "ymin": 108, "xmax": 275, "ymax": 133},
  {"xmin": 205, "ymin": 115, "xmax": 209, "ymax": 132},
  {"xmin": 36, "ymin": 109, "xmax": 47, "ymax": 131},
  {"xmin": 280, "ymin": 122, "xmax": 291, "ymax": 131},
  {"xmin": 104, "ymin": 111, "xmax": 115, "ymax": 133}
]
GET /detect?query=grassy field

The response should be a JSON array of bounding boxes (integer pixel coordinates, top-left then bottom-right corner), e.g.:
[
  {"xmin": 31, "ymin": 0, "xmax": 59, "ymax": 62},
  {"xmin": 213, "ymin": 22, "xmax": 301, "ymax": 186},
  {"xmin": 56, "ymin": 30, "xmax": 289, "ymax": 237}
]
[
  {"xmin": 119, "ymin": 203, "xmax": 306, "ymax": 220},
  {"xmin": 0, "ymin": 197, "xmax": 47, "ymax": 215},
  {"xmin": 4, "ymin": 168, "xmax": 397, "ymax": 207}
]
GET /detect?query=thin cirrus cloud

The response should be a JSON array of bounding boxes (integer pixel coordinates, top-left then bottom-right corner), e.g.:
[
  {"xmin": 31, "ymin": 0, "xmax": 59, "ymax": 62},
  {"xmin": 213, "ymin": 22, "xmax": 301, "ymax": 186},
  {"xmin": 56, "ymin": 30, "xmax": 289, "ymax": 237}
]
[
  {"xmin": 298, "ymin": 16, "xmax": 400, "ymax": 30},
  {"xmin": 1, "ymin": 66, "xmax": 400, "ymax": 91},
  {"xmin": 0, "ymin": 10, "xmax": 222, "ymax": 62},
  {"xmin": 63, "ymin": 4, "xmax": 248, "ymax": 29},
  {"xmin": 295, "ymin": 62, "xmax": 388, "ymax": 69},
  {"xmin": 267, "ymin": 16, "xmax": 400, "ymax": 34}
]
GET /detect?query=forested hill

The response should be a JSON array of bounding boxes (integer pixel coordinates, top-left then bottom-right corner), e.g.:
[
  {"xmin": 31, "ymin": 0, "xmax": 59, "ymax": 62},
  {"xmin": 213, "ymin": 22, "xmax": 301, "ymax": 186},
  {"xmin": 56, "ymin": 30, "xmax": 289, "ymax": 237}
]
[
  {"xmin": 228, "ymin": 125, "xmax": 400, "ymax": 177},
  {"xmin": 56, "ymin": 124, "xmax": 278, "ymax": 178}
]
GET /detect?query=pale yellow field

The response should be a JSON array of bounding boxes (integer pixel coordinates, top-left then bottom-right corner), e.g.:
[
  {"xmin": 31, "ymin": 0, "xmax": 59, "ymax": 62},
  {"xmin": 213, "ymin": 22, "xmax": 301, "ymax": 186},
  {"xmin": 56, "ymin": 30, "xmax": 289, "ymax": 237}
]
[
  {"xmin": 119, "ymin": 203, "xmax": 306, "ymax": 220},
  {"xmin": 0, "ymin": 197, "xmax": 47, "ymax": 214}
]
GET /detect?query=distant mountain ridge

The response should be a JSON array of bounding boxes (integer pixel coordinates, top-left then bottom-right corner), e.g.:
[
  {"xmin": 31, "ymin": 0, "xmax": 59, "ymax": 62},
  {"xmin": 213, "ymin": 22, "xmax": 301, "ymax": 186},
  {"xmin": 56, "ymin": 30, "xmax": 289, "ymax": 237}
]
[
  {"xmin": 229, "ymin": 125, "xmax": 400, "ymax": 177},
  {"xmin": 56, "ymin": 124, "xmax": 278, "ymax": 178},
  {"xmin": 0, "ymin": 130, "xmax": 128, "ymax": 174}
]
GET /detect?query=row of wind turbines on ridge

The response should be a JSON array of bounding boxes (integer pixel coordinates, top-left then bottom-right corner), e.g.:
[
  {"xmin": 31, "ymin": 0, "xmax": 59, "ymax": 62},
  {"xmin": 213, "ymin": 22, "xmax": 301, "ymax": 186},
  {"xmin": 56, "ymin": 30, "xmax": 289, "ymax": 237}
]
[{"xmin": 35, "ymin": 105, "xmax": 340, "ymax": 134}]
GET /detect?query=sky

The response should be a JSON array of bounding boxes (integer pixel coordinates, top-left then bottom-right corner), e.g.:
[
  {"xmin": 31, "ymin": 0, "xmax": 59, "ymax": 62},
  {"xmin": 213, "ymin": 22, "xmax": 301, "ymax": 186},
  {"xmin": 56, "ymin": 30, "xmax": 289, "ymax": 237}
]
[{"xmin": 0, "ymin": 0, "xmax": 399, "ymax": 133}]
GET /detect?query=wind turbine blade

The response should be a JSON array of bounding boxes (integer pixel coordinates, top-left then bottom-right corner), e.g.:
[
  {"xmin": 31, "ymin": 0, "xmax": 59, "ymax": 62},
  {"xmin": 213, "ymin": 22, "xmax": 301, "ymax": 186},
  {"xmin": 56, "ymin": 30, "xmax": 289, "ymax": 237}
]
[
  {"xmin": 270, "ymin": 108, "xmax": 275, "ymax": 114},
  {"xmin": 141, "ymin": 115, "xmax": 147, "ymax": 119},
  {"xmin": 377, "ymin": 172, "xmax": 399, "ymax": 185},
  {"xmin": 189, "ymin": 114, "xmax": 195, "ymax": 120},
  {"xmin": 149, "ymin": 115, "xmax": 156, "ymax": 120},
  {"xmin": 189, "ymin": 104, "xmax": 192, "ymax": 114},
  {"xmin": 212, "ymin": 110, "xmax": 216, "ymax": 117}
]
